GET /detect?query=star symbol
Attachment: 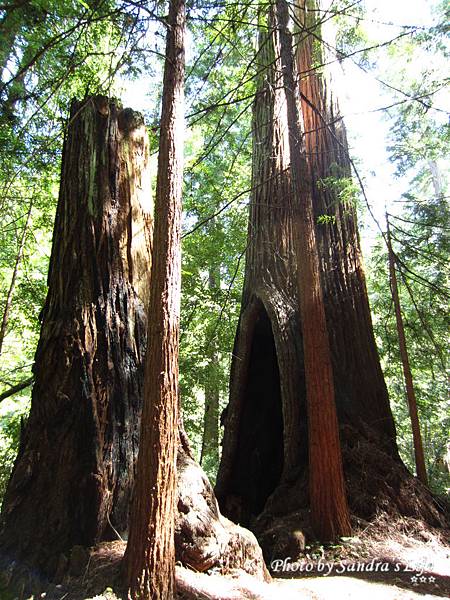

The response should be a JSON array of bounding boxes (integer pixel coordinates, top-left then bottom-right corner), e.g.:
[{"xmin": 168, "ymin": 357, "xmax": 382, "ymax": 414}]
[
  {"xmin": 411, "ymin": 576, "xmax": 418, "ymax": 583},
  {"xmin": 420, "ymin": 576, "xmax": 427, "ymax": 583},
  {"xmin": 428, "ymin": 576, "xmax": 436, "ymax": 583}
]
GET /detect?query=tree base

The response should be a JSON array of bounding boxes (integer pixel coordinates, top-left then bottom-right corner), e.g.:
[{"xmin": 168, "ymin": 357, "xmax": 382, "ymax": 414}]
[
  {"xmin": 176, "ymin": 449, "xmax": 270, "ymax": 581},
  {"xmin": 246, "ymin": 425, "xmax": 448, "ymax": 562},
  {"xmin": 0, "ymin": 447, "xmax": 269, "ymax": 597}
]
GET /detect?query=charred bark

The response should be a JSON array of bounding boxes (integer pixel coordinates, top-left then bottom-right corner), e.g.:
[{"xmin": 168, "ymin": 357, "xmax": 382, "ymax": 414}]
[
  {"xmin": 0, "ymin": 95, "xmax": 153, "ymax": 577},
  {"xmin": 216, "ymin": 0, "xmax": 445, "ymax": 553}
]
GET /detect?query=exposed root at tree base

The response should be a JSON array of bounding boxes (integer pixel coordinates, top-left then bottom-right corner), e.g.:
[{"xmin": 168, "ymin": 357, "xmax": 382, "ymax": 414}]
[
  {"xmin": 253, "ymin": 427, "xmax": 449, "ymax": 563},
  {"xmin": 0, "ymin": 513, "xmax": 449, "ymax": 599}
]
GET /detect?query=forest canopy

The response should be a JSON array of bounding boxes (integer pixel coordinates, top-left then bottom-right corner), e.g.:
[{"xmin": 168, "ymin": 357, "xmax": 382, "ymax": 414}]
[{"xmin": 1, "ymin": 0, "xmax": 448, "ymax": 495}]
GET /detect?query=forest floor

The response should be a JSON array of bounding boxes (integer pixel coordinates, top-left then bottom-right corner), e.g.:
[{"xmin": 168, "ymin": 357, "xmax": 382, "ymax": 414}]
[{"xmin": 3, "ymin": 514, "xmax": 449, "ymax": 599}]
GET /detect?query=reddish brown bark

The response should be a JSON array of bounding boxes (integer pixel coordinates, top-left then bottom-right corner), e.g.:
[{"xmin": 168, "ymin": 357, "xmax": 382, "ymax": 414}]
[
  {"xmin": 295, "ymin": 0, "xmax": 396, "ymax": 446},
  {"xmin": 123, "ymin": 0, "xmax": 185, "ymax": 597},
  {"xmin": 275, "ymin": 0, "xmax": 351, "ymax": 540}
]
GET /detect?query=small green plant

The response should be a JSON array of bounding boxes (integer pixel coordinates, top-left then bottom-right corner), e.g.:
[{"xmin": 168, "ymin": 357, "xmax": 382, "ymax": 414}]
[
  {"xmin": 316, "ymin": 171, "xmax": 360, "ymax": 213},
  {"xmin": 317, "ymin": 214, "xmax": 336, "ymax": 226}
]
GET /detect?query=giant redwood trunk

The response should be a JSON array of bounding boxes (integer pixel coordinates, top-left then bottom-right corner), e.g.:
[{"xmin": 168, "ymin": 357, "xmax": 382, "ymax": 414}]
[
  {"xmin": 0, "ymin": 95, "xmax": 269, "ymax": 594},
  {"xmin": 216, "ymin": 0, "xmax": 445, "ymax": 554},
  {"xmin": 0, "ymin": 96, "xmax": 153, "ymax": 577}
]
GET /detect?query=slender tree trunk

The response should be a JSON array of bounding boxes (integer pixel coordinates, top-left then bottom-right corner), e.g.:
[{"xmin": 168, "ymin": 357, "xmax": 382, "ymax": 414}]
[
  {"xmin": 123, "ymin": 0, "xmax": 185, "ymax": 597},
  {"xmin": 0, "ymin": 96, "xmax": 153, "ymax": 579},
  {"xmin": 386, "ymin": 216, "xmax": 428, "ymax": 485},
  {"xmin": 0, "ymin": 198, "xmax": 32, "ymax": 357},
  {"xmin": 275, "ymin": 0, "xmax": 351, "ymax": 540},
  {"xmin": 200, "ymin": 269, "xmax": 220, "ymax": 474}
]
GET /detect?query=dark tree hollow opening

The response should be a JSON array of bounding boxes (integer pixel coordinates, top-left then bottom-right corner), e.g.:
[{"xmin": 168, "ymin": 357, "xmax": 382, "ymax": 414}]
[{"xmin": 230, "ymin": 306, "xmax": 284, "ymax": 525}]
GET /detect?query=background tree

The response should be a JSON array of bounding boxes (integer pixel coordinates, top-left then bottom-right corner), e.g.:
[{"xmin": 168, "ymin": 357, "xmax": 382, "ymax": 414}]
[
  {"xmin": 386, "ymin": 216, "xmax": 428, "ymax": 485},
  {"xmin": 178, "ymin": 2, "xmax": 255, "ymax": 477},
  {"xmin": 367, "ymin": 0, "xmax": 449, "ymax": 493}
]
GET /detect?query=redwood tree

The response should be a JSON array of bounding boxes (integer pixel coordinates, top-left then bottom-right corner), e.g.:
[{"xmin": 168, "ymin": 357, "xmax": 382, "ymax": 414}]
[
  {"xmin": 0, "ymin": 91, "xmax": 268, "ymax": 595},
  {"xmin": 276, "ymin": 0, "xmax": 351, "ymax": 541},
  {"xmin": 216, "ymin": 0, "xmax": 443, "ymax": 552},
  {"xmin": 0, "ymin": 96, "xmax": 153, "ymax": 577},
  {"xmin": 123, "ymin": 0, "xmax": 185, "ymax": 597}
]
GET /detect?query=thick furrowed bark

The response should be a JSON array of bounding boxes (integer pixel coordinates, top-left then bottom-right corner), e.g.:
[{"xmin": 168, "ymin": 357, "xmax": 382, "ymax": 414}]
[
  {"xmin": 216, "ymin": 0, "xmax": 445, "ymax": 556},
  {"xmin": 0, "ymin": 95, "xmax": 153, "ymax": 577}
]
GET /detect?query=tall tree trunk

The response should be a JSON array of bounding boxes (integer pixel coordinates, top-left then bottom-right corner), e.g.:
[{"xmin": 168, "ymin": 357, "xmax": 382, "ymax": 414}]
[
  {"xmin": 200, "ymin": 269, "xmax": 221, "ymax": 476},
  {"xmin": 123, "ymin": 0, "xmax": 185, "ymax": 597},
  {"xmin": 295, "ymin": 0, "xmax": 397, "ymax": 446},
  {"xmin": 0, "ymin": 197, "xmax": 32, "ymax": 357},
  {"xmin": 216, "ymin": 0, "xmax": 444, "ymax": 555},
  {"xmin": 0, "ymin": 95, "xmax": 153, "ymax": 578},
  {"xmin": 386, "ymin": 216, "xmax": 428, "ymax": 485},
  {"xmin": 0, "ymin": 94, "xmax": 269, "ymax": 596},
  {"xmin": 275, "ymin": 0, "xmax": 351, "ymax": 541}
]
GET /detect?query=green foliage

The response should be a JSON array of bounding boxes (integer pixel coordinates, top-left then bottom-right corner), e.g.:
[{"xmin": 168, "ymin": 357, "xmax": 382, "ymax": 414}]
[
  {"xmin": 368, "ymin": 216, "xmax": 449, "ymax": 494},
  {"xmin": 316, "ymin": 168, "xmax": 361, "ymax": 213},
  {"xmin": 367, "ymin": 17, "xmax": 450, "ymax": 489},
  {"xmin": 0, "ymin": 395, "xmax": 30, "ymax": 500},
  {"xmin": 333, "ymin": 1, "xmax": 371, "ymax": 66},
  {"xmin": 360, "ymin": 0, "xmax": 450, "ymax": 496},
  {"xmin": 0, "ymin": 0, "xmax": 448, "ymax": 503},
  {"xmin": 179, "ymin": 4, "xmax": 256, "ymax": 474}
]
